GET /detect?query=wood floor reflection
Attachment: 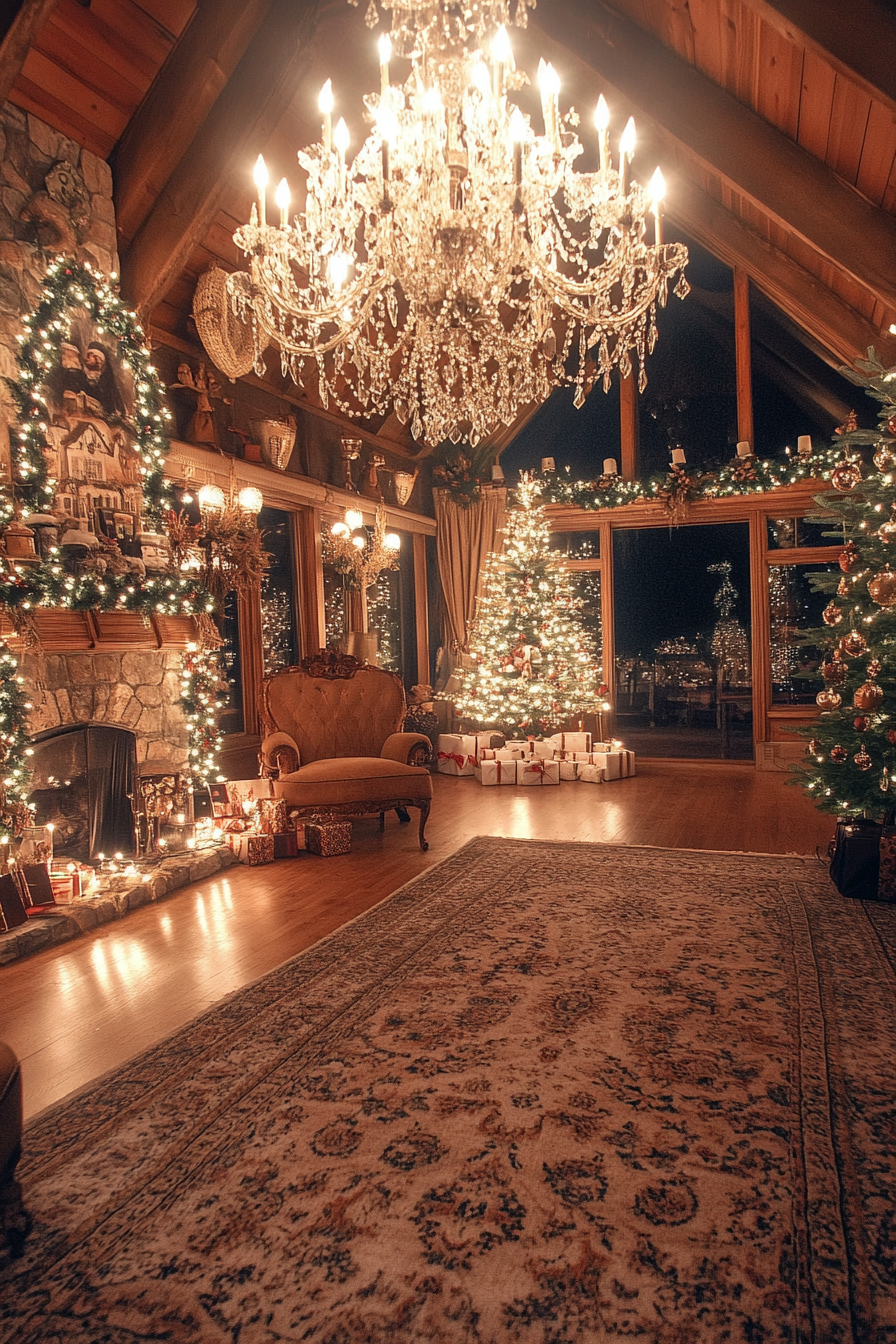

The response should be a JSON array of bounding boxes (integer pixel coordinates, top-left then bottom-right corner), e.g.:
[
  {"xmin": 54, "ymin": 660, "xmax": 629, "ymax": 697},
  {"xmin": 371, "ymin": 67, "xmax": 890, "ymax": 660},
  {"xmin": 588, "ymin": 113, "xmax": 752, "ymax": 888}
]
[{"xmin": 1, "ymin": 762, "xmax": 834, "ymax": 1121}]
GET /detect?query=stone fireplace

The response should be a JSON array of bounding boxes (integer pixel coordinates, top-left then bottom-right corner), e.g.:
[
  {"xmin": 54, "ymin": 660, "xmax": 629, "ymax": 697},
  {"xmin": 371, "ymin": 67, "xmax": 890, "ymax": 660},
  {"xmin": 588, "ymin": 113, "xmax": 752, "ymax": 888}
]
[{"xmin": 7, "ymin": 610, "xmax": 196, "ymax": 861}]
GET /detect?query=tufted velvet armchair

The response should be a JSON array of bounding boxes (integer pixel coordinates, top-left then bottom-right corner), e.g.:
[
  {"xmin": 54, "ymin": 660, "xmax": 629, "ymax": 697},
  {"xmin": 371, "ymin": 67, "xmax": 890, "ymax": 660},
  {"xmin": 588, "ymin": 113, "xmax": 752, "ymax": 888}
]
[{"xmin": 259, "ymin": 651, "xmax": 433, "ymax": 850}]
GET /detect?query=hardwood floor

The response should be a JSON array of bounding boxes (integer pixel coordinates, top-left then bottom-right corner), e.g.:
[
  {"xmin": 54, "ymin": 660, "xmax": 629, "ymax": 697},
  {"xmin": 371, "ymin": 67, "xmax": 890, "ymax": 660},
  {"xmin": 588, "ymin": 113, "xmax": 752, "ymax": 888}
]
[{"xmin": 0, "ymin": 761, "xmax": 834, "ymax": 1122}]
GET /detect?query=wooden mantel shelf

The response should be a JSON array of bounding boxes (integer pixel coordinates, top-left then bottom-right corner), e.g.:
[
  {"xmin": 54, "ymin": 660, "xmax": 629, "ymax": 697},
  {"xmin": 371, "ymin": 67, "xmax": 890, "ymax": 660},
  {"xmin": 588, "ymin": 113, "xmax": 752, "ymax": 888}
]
[{"xmin": 0, "ymin": 609, "xmax": 197, "ymax": 652}]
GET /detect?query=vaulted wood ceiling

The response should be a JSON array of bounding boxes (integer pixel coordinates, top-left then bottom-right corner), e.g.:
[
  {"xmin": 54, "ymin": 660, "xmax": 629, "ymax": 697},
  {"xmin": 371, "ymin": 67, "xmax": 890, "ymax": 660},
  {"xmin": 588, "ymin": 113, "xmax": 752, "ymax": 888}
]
[{"xmin": 4, "ymin": 0, "xmax": 896, "ymax": 455}]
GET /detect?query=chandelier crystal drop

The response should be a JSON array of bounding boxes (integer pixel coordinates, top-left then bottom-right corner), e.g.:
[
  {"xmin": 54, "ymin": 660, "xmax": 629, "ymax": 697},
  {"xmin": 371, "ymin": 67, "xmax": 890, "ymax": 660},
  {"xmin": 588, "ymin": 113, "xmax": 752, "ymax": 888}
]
[{"xmin": 231, "ymin": 2, "xmax": 689, "ymax": 449}]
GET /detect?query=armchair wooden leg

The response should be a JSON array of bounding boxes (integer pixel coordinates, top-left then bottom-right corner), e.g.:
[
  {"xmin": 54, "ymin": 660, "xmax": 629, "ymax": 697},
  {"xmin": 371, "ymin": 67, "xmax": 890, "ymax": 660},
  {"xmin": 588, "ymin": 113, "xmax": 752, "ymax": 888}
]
[
  {"xmin": 395, "ymin": 806, "xmax": 411, "ymax": 825},
  {"xmin": 417, "ymin": 799, "xmax": 430, "ymax": 851}
]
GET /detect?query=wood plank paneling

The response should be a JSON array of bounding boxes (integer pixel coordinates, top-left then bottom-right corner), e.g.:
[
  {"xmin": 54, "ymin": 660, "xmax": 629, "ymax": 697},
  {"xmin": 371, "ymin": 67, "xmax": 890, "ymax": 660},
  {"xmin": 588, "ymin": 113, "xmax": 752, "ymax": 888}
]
[
  {"xmin": 857, "ymin": 98, "xmax": 896, "ymax": 207},
  {"xmin": 755, "ymin": 21, "xmax": 802, "ymax": 140},
  {"xmin": 796, "ymin": 46, "xmax": 836, "ymax": 159},
  {"xmin": 827, "ymin": 73, "xmax": 872, "ymax": 185}
]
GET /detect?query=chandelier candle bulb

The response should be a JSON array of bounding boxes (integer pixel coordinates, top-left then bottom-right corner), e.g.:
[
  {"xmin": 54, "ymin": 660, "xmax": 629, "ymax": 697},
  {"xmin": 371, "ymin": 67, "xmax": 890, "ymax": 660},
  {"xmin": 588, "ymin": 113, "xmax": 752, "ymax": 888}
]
[
  {"xmin": 253, "ymin": 154, "xmax": 268, "ymax": 228},
  {"xmin": 649, "ymin": 167, "xmax": 665, "ymax": 244},
  {"xmin": 275, "ymin": 178, "xmax": 290, "ymax": 229},
  {"xmin": 492, "ymin": 25, "xmax": 511, "ymax": 97},
  {"xmin": 620, "ymin": 117, "xmax": 636, "ymax": 194},
  {"xmin": 319, "ymin": 79, "xmax": 334, "ymax": 154},
  {"xmin": 595, "ymin": 94, "xmax": 610, "ymax": 172},
  {"xmin": 378, "ymin": 33, "xmax": 391, "ymax": 95}
]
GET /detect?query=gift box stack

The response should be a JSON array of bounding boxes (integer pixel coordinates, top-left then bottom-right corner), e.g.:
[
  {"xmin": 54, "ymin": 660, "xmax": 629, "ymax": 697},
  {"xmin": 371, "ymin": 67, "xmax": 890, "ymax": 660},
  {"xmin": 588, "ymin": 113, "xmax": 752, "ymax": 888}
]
[
  {"xmin": 470, "ymin": 732, "xmax": 635, "ymax": 786},
  {"xmin": 218, "ymin": 779, "xmax": 301, "ymax": 863},
  {"xmin": 436, "ymin": 733, "xmax": 502, "ymax": 776}
]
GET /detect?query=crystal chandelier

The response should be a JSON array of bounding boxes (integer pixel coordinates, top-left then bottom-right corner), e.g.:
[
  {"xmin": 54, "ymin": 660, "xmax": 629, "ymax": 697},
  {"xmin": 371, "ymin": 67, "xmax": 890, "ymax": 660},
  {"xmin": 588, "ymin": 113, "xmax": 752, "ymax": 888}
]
[{"xmin": 230, "ymin": 0, "xmax": 689, "ymax": 450}]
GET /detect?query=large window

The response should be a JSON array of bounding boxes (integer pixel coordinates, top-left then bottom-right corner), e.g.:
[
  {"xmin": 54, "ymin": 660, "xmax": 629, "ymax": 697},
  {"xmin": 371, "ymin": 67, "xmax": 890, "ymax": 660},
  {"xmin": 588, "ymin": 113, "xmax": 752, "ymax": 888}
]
[
  {"xmin": 259, "ymin": 506, "xmax": 299, "ymax": 675},
  {"xmin": 769, "ymin": 561, "xmax": 838, "ymax": 705}
]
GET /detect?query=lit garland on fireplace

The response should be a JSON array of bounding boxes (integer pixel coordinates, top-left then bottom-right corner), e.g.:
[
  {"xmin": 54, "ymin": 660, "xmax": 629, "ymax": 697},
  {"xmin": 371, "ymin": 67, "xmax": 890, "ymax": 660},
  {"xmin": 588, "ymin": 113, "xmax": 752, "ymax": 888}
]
[{"xmin": 180, "ymin": 642, "xmax": 228, "ymax": 786}]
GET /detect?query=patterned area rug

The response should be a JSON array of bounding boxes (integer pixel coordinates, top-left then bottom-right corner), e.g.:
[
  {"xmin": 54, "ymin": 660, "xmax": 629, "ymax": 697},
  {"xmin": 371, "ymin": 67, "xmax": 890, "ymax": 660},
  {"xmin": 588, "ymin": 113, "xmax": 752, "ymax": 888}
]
[{"xmin": 2, "ymin": 838, "xmax": 895, "ymax": 1343}]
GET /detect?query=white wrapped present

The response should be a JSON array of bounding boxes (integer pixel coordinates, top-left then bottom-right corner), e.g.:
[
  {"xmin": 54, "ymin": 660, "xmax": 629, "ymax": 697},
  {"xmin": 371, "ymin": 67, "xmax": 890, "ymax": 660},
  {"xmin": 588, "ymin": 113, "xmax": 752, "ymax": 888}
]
[
  {"xmin": 474, "ymin": 758, "xmax": 518, "ymax": 786},
  {"xmin": 494, "ymin": 745, "xmax": 528, "ymax": 760},
  {"xmin": 516, "ymin": 759, "xmax": 560, "ymax": 786},
  {"xmin": 571, "ymin": 751, "xmax": 600, "ymax": 764},
  {"xmin": 530, "ymin": 740, "xmax": 557, "ymax": 759},
  {"xmin": 599, "ymin": 749, "xmax": 636, "ymax": 780},
  {"xmin": 436, "ymin": 734, "xmax": 476, "ymax": 776},
  {"xmin": 547, "ymin": 731, "xmax": 593, "ymax": 753},
  {"xmin": 558, "ymin": 760, "xmax": 584, "ymax": 781},
  {"xmin": 577, "ymin": 763, "xmax": 605, "ymax": 784}
]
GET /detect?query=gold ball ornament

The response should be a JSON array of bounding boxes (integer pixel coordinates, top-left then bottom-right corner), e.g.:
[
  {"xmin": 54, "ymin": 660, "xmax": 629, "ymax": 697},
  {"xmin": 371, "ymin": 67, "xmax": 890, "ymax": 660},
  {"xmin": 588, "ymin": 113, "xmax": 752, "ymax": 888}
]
[
  {"xmin": 829, "ymin": 745, "xmax": 848, "ymax": 763},
  {"xmin": 868, "ymin": 658, "xmax": 883, "ymax": 678},
  {"xmin": 854, "ymin": 745, "xmax": 873, "ymax": 771},
  {"xmin": 875, "ymin": 442, "xmax": 896, "ymax": 471},
  {"xmin": 868, "ymin": 565, "xmax": 896, "ymax": 608},
  {"xmin": 854, "ymin": 681, "xmax": 885, "ymax": 711},
  {"xmin": 841, "ymin": 630, "xmax": 868, "ymax": 658},
  {"xmin": 879, "ymin": 519, "xmax": 896, "ymax": 543},
  {"xmin": 822, "ymin": 602, "xmax": 843, "ymax": 626},
  {"xmin": 816, "ymin": 689, "xmax": 842, "ymax": 709},
  {"xmin": 839, "ymin": 542, "xmax": 860, "ymax": 573},
  {"xmin": 888, "ymin": 414, "xmax": 896, "ymax": 436},
  {"xmin": 822, "ymin": 655, "xmax": 847, "ymax": 686},
  {"xmin": 837, "ymin": 577, "xmax": 851, "ymax": 597},
  {"xmin": 831, "ymin": 460, "xmax": 862, "ymax": 490}
]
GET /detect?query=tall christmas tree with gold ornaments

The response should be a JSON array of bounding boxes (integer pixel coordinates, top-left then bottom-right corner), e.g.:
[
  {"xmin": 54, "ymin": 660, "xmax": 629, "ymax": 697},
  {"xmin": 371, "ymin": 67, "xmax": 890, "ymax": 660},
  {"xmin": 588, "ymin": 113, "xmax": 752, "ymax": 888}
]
[
  {"xmin": 454, "ymin": 475, "xmax": 601, "ymax": 734},
  {"xmin": 794, "ymin": 350, "xmax": 896, "ymax": 818}
]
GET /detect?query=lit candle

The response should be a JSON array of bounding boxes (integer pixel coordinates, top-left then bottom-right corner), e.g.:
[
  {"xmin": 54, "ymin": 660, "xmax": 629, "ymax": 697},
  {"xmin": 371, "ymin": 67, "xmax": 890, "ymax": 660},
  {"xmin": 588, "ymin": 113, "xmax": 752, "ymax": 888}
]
[
  {"xmin": 510, "ymin": 106, "xmax": 526, "ymax": 188},
  {"xmin": 648, "ymin": 166, "xmax": 665, "ymax": 245},
  {"xmin": 619, "ymin": 116, "xmax": 636, "ymax": 194},
  {"xmin": 603, "ymin": 457, "xmax": 618, "ymax": 475},
  {"xmin": 736, "ymin": 440, "xmax": 752, "ymax": 457},
  {"xmin": 319, "ymin": 79, "xmax": 334, "ymax": 153},
  {"xmin": 275, "ymin": 177, "xmax": 290, "ymax": 229},
  {"xmin": 492, "ymin": 25, "xmax": 511, "ymax": 97},
  {"xmin": 594, "ymin": 94, "xmax": 610, "ymax": 173},
  {"xmin": 798, "ymin": 434, "xmax": 812, "ymax": 457},
  {"xmin": 253, "ymin": 154, "xmax": 268, "ymax": 228},
  {"xmin": 378, "ymin": 32, "xmax": 391, "ymax": 96},
  {"xmin": 538, "ymin": 59, "xmax": 561, "ymax": 151},
  {"xmin": 334, "ymin": 117, "xmax": 349, "ymax": 192},
  {"xmin": 542, "ymin": 456, "xmax": 556, "ymax": 472},
  {"xmin": 671, "ymin": 447, "xmax": 686, "ymax": 465}
]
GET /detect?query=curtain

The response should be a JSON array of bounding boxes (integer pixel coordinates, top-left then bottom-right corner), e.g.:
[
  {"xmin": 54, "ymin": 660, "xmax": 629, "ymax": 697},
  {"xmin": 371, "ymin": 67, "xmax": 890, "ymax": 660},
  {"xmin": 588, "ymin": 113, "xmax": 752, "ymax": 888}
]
[{"xmin": 434, "ymin": 486, "xmax": 505, "ymax": 688}]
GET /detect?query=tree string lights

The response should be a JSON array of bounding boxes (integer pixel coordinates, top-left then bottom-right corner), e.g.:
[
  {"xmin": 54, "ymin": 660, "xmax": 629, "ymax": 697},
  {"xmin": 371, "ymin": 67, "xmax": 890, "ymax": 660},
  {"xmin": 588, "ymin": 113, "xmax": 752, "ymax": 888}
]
[
  {"xmin": 0, "ymin": 641, "xmax": 34, "ymax": 843},
  {"xmin": 180, "ymin": 641, "xmax": 228, "ymax": 786},
  {"xmin": 792, "ymin": 349, "xmax": 896, "ymax": 818},
  {"xmin": 455, "ymin": 475, "xmax": 600, "ymax": 732}
]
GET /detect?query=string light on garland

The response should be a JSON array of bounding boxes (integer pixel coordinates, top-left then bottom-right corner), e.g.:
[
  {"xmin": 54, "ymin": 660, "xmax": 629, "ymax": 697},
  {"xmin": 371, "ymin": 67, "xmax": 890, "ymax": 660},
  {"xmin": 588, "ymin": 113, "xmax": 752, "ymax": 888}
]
[
  {"xmin": 0, "ymin": 641, "xmax": 34, "ymax": 843},
  {"xmin": 179, "ymin": 641, "xmax": 228, "ymax": 786}
]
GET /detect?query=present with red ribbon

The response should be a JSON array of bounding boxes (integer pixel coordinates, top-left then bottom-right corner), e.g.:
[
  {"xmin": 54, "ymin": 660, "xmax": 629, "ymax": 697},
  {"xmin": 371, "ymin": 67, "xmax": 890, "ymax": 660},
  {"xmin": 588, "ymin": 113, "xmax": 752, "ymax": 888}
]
[
  {"xmin": 577, "ymin": 763, "xmax": 605, "ymax": 784},
  {"xmin": 436, "ymin": 734, "xmax": 477, "ymax": 775},
  {"xmin": 595, "ymin": 748, "xmax": 636, "ymax": 779},
  {"xmin": 474, "ymin": 759, "xmax": 517, "ymax": 786},
  {"xmin": 517, "ymin": 759, "xmax": 560, "ymax": 786}
]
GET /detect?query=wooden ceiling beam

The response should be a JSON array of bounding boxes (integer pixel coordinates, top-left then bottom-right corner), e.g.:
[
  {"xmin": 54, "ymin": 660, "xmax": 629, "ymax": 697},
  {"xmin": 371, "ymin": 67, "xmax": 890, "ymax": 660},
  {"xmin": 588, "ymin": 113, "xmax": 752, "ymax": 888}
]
[
  {"xmin": 111, "ymin": 0, "xmax": 274, "ymax": 247},
  {"xmin": 668, "ymin": 175, "xmax": 896, "ymax": 370},
  {"xmin": 737, "ymin": 0, "xmax": 896, "ymax": 113},
  {"xmin": 0, "ymin": 0, "xmax": 58, "ymax": 106},
  {"xmin": 119, "ymin": 0, "xmax": 326, "ymax": 319},
  {"xmin": 533, "ymin": 0, "xmax": 896, "ymax": 313}
]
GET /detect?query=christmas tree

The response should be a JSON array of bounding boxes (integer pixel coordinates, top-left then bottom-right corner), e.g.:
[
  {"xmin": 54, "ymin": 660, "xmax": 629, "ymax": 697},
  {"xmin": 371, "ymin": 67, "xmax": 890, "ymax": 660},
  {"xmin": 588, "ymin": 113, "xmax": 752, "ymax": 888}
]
[
  {"xmin": 708, "ymin": 562, "xmax": 750, "ymax": 685},
  {"xmin": 455, "ymin": 476, "xmax": 601, "ymax": 734},
  {"xmin": 794, "ymin": 350, "xmax": 896, "ymax": 818}
]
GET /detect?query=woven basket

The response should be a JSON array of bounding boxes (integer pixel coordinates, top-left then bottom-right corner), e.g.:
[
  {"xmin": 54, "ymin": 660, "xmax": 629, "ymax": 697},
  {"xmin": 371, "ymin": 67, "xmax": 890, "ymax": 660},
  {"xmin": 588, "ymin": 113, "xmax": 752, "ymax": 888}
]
[{"xmin": 192, "ymin": 268, "xmax": 256, "ymax": 380}]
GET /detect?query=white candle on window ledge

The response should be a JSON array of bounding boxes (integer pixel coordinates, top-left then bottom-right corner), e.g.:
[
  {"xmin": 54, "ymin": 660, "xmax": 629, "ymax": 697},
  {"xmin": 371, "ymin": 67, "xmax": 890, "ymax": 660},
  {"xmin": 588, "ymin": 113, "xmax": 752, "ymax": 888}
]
[
  {"xmin": 671, "ymin": 447, "xmax": 686, "ymax": 465},
  {"xmin": 736, "ymin": 440, "xmax": 752, "ymax": 457},
  {"xmin": 491, "ymin": 463, "xmax": 505, "ymax": 483},
  {"xmin": 797, "ymin": 435, "xmax": 812, "ymax": 457},
  {"xmin": 603, "ymin": 458, "xmax": 618, "ymax": 475},
  {"xmin": 541, "ymin": 457, "xmax": 555, "ymax": 472}
]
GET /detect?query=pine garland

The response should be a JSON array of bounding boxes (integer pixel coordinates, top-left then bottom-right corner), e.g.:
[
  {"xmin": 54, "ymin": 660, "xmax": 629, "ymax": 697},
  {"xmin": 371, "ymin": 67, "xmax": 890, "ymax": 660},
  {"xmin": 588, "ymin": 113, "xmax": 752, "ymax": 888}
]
[
  {"xmin": 0, "ymin": 641, "xmax": 35, "ymax": 843},
  {"xmin": 179, "ymin": 642, "xmax": 229, "ymax": 786}
]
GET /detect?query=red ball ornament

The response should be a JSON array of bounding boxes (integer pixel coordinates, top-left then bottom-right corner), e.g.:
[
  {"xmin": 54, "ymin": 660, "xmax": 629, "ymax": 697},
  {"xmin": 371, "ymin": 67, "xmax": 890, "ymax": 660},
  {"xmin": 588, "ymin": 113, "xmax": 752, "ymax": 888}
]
[
  {"xmin": 599, "ymin": 684, "xmax": 609, "ymax": 695},
  {"xmin": 854, "ymin": 716, "xmax": 869, "ymax": 732},
  {"xmin": 830, "ymin": 745, "xmax": 848, "ymax": 763},
  {"xmin": 888, "ymin": 729, "xmax": 896, "ymax": 746}
]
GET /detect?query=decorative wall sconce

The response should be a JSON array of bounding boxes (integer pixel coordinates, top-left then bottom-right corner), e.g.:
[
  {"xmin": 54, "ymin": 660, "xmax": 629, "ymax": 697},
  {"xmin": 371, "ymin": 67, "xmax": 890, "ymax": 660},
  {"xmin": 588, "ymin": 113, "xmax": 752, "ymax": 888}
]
[
  {"xmin": 392, "ymin": 468, "xmax": 418, "ymax": 506},
  {"xmin": 340, "ymin": 436, "xmax": 362, "ymax": 491}
]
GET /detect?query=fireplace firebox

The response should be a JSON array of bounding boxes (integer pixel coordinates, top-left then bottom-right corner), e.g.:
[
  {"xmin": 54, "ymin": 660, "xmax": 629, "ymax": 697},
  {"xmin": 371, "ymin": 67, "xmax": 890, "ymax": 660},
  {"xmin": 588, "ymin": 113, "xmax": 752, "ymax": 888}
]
[{"xmin": 29, "ymin": 726, "xmax": 137, "ymax": 862}]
